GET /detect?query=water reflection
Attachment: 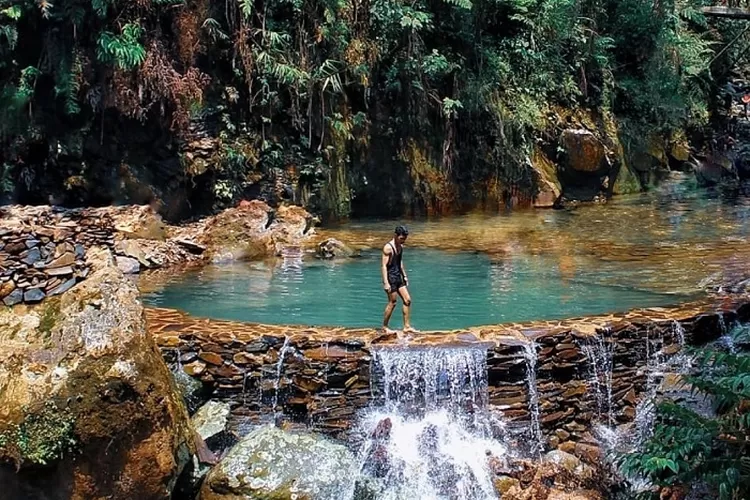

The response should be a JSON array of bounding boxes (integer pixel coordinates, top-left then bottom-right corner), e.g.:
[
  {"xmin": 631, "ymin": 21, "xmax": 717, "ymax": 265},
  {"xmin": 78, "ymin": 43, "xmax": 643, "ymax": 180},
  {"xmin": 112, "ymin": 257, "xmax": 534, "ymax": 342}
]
[{"xmin": 141, "ymin": 176, "xmax": 750, "ymax": 328}]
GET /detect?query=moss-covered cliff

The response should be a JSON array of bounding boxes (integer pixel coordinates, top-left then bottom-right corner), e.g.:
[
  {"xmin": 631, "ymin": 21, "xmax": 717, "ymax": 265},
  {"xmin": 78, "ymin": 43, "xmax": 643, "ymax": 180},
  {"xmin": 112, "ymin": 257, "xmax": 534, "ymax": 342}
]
[{"xmin": 0, "ymin": 0, "xmax": 736, "ymax": 220}]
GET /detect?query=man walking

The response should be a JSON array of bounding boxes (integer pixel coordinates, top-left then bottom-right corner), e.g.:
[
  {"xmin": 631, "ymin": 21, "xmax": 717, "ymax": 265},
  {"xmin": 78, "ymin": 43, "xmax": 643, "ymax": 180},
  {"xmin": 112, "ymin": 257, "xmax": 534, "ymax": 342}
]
[{"xmin": 381, "ymin": 225, "xmax": 416, "ymax": 333}]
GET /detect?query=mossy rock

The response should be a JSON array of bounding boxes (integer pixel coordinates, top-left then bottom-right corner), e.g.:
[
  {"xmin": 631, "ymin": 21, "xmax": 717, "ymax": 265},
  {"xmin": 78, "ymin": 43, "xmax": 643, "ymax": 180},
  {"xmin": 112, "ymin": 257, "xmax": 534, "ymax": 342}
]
[
  {"xmin": 0, "ymin": 265, "xmax": 194, "ymax": 499},
  {"xmin": 199, "ymin": 425, "xmax": 356, "ymax": 500}
]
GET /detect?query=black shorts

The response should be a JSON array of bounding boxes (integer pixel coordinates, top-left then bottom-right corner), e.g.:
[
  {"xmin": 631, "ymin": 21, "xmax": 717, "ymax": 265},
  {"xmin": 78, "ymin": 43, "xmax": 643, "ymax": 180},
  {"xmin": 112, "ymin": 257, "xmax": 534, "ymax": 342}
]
[{"xmin": 387, "ymin": 274, "xmax": 406, "ymax": 293}]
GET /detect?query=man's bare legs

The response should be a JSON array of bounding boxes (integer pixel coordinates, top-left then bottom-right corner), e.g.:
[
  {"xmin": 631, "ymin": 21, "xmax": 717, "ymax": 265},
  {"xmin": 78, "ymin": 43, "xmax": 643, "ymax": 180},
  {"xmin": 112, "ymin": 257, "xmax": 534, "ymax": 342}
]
[
  {"xmin": 397, "ymin": 286, "xmax": 416, "ymax": 333},
  {"xmin": 383, "ymin": 291, "xmax": 398, "ymax": 333}
]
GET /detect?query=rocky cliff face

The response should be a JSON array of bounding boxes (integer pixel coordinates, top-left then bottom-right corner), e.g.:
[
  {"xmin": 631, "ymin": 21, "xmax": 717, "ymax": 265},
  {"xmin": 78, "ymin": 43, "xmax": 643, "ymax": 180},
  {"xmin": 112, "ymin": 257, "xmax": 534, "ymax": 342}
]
[{"xmin": 0, "ymin": 252, "xmax": 194, "ymax": 500}]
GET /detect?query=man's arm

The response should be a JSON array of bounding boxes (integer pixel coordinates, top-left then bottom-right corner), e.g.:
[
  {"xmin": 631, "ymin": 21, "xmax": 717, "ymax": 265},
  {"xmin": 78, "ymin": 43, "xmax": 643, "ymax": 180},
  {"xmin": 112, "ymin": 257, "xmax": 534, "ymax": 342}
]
[
  {"xmin": 381, "ymin": 245, "xmax": 391, "ymax": 290},
  {"xmin": 400, "ymin": 259, "xmax": 408, "ymax": 285}
]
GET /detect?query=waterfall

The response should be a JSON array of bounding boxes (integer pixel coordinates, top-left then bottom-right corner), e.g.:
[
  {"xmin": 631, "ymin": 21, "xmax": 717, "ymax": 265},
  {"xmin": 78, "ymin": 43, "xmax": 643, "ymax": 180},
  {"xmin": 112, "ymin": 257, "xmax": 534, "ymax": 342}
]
[
  {"xmin": 350, "ymin": 345, "xmax": 508, "ymax": 500},
  {"xmin": 271, "ymin": 336, "xmax": 292, "ymax": 412},
  {"xmin": 521, "ymin": 341, "xmax": 544, "ymax": 456},
  {"xmin": 717, "ymin": 313, "xmax": 740, "ymax": 354},
  {"xmin": 580, "ymin": 334, "xmax": 615, "ymax": 426}
]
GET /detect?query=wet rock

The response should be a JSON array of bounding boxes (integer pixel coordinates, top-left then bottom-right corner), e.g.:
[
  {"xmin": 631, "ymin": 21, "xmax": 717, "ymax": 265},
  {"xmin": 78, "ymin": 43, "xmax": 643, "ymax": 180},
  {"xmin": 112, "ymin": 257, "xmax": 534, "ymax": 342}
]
[
  {"xmin": 199, "ymin": 425, "xmax": 356, "ymax": 500},
  {"xmin": 560, "ymin": 129, "xmax": 607, "ymax": 174},
  {"xmin": 544, "ymin": 450, "xmax": 581, "ymax": 473},
  {"xmin": 574, "ymin": 442, "xmax": 601, "ymax": 463},
  {"xmin": 690, "ymin": 153, "xmax": 737, "ymax": 187},
  {"xmin": 317, "ymin": 238, "xmax": 358, "ymax": 259},
  {"xmin": 172, "ymin": 368, "xmax": 210, "ymax": 415},
  {"xmin": 495, "ymin": 476, "xmax": 521, "ymax": 495},
  {"xmin": 192, "ymin": 401, "xmax": 231, "ymax": 449},
  {"xmin": 0, "ymin": 264, "xmax": 194, "ymax": 499},
  {"xmin": 116, "ymin": 255, "xmax": 141, "ymax": 274}
]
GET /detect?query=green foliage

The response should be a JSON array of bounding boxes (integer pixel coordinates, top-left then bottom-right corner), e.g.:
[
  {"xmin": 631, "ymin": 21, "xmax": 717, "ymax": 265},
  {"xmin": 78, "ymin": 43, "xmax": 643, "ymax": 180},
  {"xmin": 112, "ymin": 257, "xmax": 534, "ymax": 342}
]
[
  {"xmin": 96, "ymin": 23, "xmax": 146, "ymax": 70},
  {"xmin": 0, "ymin": 0, "xmax": 728, "ymax": 216},
  {"xmin": 0, "ymin": 401, "xmax": 78, "ymax": 466},
  {"xmin": 618, "ymin": 325, "xmax": 750, "ymax": 499}
]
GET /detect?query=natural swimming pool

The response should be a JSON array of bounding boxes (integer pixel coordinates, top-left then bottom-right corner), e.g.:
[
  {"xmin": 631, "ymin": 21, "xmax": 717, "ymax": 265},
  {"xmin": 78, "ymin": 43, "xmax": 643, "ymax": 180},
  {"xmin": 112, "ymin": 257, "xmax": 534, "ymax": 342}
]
[
  {"xmin": 140, "ymin": 248, "xmax": 693, "ymax": 330},
  {"xmin": 140, "ymin": 176, "xmax": 750, "ymax": 330}
]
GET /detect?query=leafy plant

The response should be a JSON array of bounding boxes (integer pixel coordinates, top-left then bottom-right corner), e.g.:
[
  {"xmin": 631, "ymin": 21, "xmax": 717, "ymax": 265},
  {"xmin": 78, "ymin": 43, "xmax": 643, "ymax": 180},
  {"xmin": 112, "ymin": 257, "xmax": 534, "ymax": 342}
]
[
  {"xmin": 96, "ymin": 23, "xmax": 147, "ymax": 70},
  {"xmin": 618, "ymin": 324, "xmax": 750, "ymax": 499}
]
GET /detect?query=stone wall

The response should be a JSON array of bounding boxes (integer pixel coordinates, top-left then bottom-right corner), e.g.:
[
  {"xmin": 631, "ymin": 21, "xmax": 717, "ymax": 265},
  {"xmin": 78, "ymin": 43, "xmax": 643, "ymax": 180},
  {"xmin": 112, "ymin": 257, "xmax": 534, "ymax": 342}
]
[
  {"xmin": 0, "ymin": 208, "xmax": 115, "ymax": 306},
  {"xmin": 149, "ymin": 296, "xmax": 750, "ymax": 456}
]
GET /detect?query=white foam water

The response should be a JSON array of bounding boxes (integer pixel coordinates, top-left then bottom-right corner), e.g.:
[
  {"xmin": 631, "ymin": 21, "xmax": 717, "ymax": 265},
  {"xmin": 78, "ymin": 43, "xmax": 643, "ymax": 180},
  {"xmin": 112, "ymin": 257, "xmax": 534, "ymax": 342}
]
[{"xmin": 347, "ymin": 345, "xmax": 510, "ymax": 500}]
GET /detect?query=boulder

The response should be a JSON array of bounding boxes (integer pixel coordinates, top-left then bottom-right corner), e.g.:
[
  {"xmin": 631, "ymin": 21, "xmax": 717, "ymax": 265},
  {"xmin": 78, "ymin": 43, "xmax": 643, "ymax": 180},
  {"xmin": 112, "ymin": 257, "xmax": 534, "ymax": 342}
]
[
  {"xmin": 199, "ymin": 425, "xmax": 356, "ymax": 500},
  {"xmin": 0, "ymin": 263, "xmax": 194, "ymax": 500},
  {"xmin": 559, "ymin": 129, "xmax": 608, "ymax": 174},
  {"xmin": 691, "ymin": 153, "xmax": 738, "ymax": 186},
  {"xmin": 110, "ymin": 205, "xmax": 168, "ymax": 241},
  {"xmin": 171, "ymin": 367, "xmax": 211, "ymax": 415},
  {"xmin": 317, "ymin": 238, "xmax": 358, "ymax": 259},
  {"xmin": 192, "ymin": 401, "xmax": 232, "ymax": 450},
  {"xmin": 544, "ymin": 449, "xmax": 581, "ymax": 473},
  {"xmin": 116, "ymin": 255, "xmax": 141, "ymax": 274},
  {"xmin": 115, "ymin": 240, "xmax": 155, "ymax": 269},
  {"xmin": 174, "ymin": 401, "xmax": 233, "ymax": 500},
  {"xmin": 190, "ymin": 201, "xmax": 317, "ymax": 262}
]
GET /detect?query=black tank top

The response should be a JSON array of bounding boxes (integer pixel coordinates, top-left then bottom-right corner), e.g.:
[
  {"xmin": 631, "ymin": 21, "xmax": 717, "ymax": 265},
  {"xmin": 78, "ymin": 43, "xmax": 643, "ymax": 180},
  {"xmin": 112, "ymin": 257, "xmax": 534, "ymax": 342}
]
[{"xmin": 386, "ymin": 242, "xmax": 403, "ymax": 277}]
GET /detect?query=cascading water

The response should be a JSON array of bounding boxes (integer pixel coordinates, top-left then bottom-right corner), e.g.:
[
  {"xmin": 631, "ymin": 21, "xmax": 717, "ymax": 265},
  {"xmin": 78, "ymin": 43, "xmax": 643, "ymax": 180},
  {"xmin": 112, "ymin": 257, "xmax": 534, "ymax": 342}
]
[
  {"xmin": 521, "ymin": 341, "xmax": 544, "ymax": 456},
  {"xmin": 717, "ymin": 313, "xmax": 740, "ymax": 354},
  {"xmin": 349, "ymin": 345, "xmax": 509, "ymax": 500},
  {"xmin": 580, "ymin": 333, "xmax": 615, "ymax": 426},
  {"xmin": 271, "ymin": 336, "xmax": 292, "ymax": 412}
]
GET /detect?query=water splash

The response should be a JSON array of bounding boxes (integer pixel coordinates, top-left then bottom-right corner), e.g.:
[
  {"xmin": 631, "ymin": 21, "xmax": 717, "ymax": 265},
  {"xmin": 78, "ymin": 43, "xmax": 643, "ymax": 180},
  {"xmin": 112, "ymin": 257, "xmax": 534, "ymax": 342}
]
[
  {"xmin": 271, "ymin": 336, "xmax": 292, "ymax": 412},
  {"xmin": 717, "ymin": 313, "xmax": 738, "ymax": 354},
  {"xmin": 521, "ymin": 341, "xmax": 544, "ymax": 456},
  {"xmin": 350, "ymin": 345, "xmax": 509, "ymax": 500},
  {"xmin": 580, "ymin": 334, "xmax": 615, "ymax": 425}
]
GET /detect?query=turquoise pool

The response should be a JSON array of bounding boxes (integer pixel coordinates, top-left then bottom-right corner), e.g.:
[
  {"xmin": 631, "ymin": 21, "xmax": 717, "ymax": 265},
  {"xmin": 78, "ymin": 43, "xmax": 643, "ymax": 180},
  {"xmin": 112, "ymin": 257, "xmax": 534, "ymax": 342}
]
[{"xmin": 140, "ymin": 248, "xmax": 692, "ymax": 330}]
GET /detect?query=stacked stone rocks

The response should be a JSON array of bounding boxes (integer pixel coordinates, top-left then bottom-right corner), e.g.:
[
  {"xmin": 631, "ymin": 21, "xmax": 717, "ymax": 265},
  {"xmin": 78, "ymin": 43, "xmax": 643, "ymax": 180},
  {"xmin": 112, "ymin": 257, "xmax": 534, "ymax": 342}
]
[
  {"xmin": 151, "ymin": 300, "xmax": 750, "ymax": 455},
  {"xmin": 0, "ymin": 209, "xmax": 114, "ymax": 306}
]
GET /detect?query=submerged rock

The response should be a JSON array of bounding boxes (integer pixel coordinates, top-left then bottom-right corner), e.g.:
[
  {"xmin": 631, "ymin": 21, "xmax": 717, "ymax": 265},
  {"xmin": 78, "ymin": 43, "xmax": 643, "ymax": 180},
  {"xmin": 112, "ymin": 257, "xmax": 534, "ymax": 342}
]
[
  {"xmin": 199, "ymin": 425, "xmax": 356, "ymax": 500},
  {"xmin": 317, "ymin": 238, "xmax": 359, "ymax": 259},
  {"xmin": 0, "ymin": 258, "xmax": 194, "ymax": 500}
]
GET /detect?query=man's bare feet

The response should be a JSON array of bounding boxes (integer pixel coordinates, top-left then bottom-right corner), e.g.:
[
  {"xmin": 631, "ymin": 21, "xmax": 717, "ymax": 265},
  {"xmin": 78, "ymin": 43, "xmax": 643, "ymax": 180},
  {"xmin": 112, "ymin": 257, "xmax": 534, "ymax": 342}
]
[
  {"xmin": 403, "ymin": 326, "xmax": 419, "ymax": 334},
  {"xmin": 382, "ymin": 326, "xmax": 397, "ymax": 335}
]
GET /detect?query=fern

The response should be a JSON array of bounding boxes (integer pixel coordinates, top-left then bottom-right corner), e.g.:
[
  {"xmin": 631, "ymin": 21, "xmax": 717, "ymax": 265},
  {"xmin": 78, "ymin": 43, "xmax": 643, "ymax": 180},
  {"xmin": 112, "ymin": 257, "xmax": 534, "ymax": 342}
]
[
  {"xmin": 442, "ymin": 0, "xmax": 472, "ymax": 10},
  {"xmin": 54, "ymin": 51, "xmax": 81, "ymax": 115},
  {"xmin": 0, "ymin": 24, "xmax": 16, "ymax": 50},
  {"xmin": 239, "ymin": 0, "xmax": 252, "ymax": 19},
  {"xmin": 91, "ymin": 0, "xmax": 111, "ymax": 19},
  {"xmin": 1, "ymin": 5, "xmax": 22, "ymax": 20},
  {"xmin": 618, "ymin": 324, "xmax": 750, "ymax": 499},
  {"xmin": 96, "ymin": 23, "xmax": 146, "ymax": 70},
  {"xmin": 202, "ymin": 18, "xmax": 229, "ymax": 42}
]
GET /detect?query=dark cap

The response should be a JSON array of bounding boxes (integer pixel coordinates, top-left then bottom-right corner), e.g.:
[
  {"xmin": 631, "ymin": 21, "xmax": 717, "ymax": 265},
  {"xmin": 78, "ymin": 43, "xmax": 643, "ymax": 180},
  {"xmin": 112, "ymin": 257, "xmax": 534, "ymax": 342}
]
[{"xmin": 395, "ymin": 225, "xmax": 409, "ymax": 236}]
